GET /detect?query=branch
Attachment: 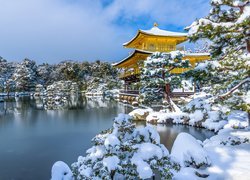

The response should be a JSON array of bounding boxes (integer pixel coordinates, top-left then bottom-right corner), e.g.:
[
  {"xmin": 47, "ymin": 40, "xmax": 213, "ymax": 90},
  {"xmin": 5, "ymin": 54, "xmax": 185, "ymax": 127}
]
[
  {"xmin": 218, "ymin": 77, "xmax": 250, "ymax": 99},
  {"xmin": 167, "ymin": 67, "xmax": 175, "ymax": 72}
]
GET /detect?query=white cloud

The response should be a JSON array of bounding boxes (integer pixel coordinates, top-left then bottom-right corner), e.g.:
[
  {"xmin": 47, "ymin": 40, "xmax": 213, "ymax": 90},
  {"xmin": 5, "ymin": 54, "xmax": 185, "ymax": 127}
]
[{"xmin": 0, "ymin": 0, "xmax": 209, "ymax": 63}]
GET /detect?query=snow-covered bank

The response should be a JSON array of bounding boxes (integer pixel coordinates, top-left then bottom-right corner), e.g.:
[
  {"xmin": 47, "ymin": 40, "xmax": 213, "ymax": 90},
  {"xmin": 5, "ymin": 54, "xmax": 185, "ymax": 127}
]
[
  {"xmin": 51, "ymin": 111, "xmax": 250, "ymax": 180},
  {"xmin": 203, "ymin": 129, "xmax": 250, "ymax": 179},
  {"xmin": 129, "ymin": 92, "xmax": 248, "ymax": 132},
  {"xmin": 128, "ymin": 103, "xmax": 250, "ymax": 179},
  {"xmin": 172, "ymin": 128, "xmax": 250, "ymax": 180}
]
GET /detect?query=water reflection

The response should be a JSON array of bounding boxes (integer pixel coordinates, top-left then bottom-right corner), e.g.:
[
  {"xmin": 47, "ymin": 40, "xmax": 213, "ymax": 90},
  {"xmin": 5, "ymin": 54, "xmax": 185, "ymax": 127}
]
[
  {"xmin": 0, "ymin": 97, "xmax": 214, "ymax": 180},
  {"xmin": 136, "ymin": 122, "xmax": 214, "ymax": 151}
]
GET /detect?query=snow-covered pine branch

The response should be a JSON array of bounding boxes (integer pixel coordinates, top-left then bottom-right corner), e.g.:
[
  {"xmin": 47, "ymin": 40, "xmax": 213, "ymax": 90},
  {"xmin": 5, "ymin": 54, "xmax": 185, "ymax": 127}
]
[
  {"xmin": 186, "ymin": 0, "xmax": 250, "ymax": 56},
  {"xmin": 71, "ymin": 114, "xmax": 180, "ymax": 179},
  {"xmin": 185, "ymin": 0, "xmax": 250, "ymax": 112},
  {"xmin": 219, "ymin": 77, "xmax": 250, "ymax": 98},
  {"xmin": 140, "ymin": 51, "xmax": 191, "ymax": 105}
]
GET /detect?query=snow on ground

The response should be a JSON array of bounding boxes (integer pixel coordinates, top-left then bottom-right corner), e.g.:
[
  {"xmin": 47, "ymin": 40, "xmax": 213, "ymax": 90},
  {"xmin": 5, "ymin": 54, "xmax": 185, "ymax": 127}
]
[
  {"xmin": 146, "ymin": 111, "xmax": 189, "ymax": 124},
  {"xmin": 171, "ymin": 133, "xmax": 211, "ymax": 168},
  {"xmin": 134, "ymin": 106, "xmax": 225, "ymax": 132},
  {"xmin": 141, "ymin": 107, "xmax": 250, "ymax": 179},
  {"xmin": 172, "ymin": 129, "xmax": 250, "ymax": 180},
  {"xmin": 51, "ymin": 109, "xmax": 250, "ymax": 180},
  {"xmin": 203, "ymin": 129, "xmax": 250, "ymax": 180}
]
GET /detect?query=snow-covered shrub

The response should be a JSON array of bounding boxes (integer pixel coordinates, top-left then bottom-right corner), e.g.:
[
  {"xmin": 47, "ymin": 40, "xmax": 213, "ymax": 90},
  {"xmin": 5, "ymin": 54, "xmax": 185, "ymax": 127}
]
[
  {"xmin": 72, "ymin": 113, "xmax": 180, "ymax": 179},
  {"xmin": 51, "ymin": 161, "xmax": 73, "ymax": 180},
  {"xmin": 183, "ymin": 93, "xmax": 227, "ymax": 131},
  {"xmin": 171, "ymin": 133, "xmax": 211, "ymax": 169},
  {"xmin": 204, "ymin": 127, "xmax": 250, "ymax": 148},
  {"xmin": 224, "ymin": 110, "xmax": 249, "ymax": 129}
]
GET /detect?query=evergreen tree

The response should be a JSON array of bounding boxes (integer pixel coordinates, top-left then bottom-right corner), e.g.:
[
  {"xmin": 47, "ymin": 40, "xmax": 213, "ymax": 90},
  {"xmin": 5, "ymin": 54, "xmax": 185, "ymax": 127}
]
[
  {"xmin": 140, "ymin": 51, "xmax": 191, "ymax": 106},
  {"xmin": 72, "ymin": 114, "xmax": 180, "ymax": 179},
  {"xmin": 37, "ymin": 63, "xmax": 53, "ymax": 86},
  {"xmin": 12, "ymin": 58, "xmax": 37, "ymax": 92},
  {"xmin": 185, "ymin": 0, "xmax": 250, "ymax": 112}
]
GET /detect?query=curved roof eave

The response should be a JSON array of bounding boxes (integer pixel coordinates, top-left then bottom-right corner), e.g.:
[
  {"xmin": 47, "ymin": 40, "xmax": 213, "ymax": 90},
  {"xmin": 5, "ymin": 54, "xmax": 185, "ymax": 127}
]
[{"xmin": 113, "ymin": 49, "xmax": 153, "ymax": 67}]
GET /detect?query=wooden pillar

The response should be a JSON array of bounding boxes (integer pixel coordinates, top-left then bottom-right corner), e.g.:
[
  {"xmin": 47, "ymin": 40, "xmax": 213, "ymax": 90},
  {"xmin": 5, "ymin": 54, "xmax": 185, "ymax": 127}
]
[{"xmin": 124, "ymin": 81, "xmax": 128, "ymax": 91}]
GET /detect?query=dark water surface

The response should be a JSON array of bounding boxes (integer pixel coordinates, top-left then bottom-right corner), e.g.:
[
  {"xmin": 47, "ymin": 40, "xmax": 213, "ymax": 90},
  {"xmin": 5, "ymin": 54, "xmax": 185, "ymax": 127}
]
[{"xmin": 0, "ymin": 97, "xmax": 214, "ymax": 180}]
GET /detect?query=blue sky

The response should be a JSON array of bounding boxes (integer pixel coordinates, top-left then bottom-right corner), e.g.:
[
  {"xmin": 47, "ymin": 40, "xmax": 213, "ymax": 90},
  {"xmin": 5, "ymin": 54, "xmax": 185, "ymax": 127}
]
[{"xmin": 0, "ymin": 0, "xmax": 210, "ymax": 64}]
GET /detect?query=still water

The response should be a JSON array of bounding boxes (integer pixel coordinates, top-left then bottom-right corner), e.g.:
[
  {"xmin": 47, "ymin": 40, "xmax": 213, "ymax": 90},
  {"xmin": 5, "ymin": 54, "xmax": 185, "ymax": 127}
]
[{"xmin": 0, "ymin": 97, "xmax": 214, "ymax": 180}]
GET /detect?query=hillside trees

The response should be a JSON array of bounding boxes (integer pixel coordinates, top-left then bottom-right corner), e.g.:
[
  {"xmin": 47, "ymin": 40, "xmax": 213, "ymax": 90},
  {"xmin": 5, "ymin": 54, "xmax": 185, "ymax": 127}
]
[
  {"xmin": 0, "ymin": 58, "xmax": 120, "ymax": 93},
  {"xmin": 12, "ymin": 58, "xmax": 37, "ymax": 92}
]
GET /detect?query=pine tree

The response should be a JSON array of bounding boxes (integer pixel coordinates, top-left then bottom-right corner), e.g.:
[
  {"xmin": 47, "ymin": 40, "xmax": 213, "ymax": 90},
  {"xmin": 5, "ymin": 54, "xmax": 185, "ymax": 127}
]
[
  {"xmin": 185, "ymin": 0, "xmax": 250, "ymax": 113},
  {"xmin": 12, "ymin": 58, "xmax": 37, "ymax": 92},
  {"xmin": 140, "ymin": 51, "xmax": 191, "ymax": 106},
  {"xmin": 72, "ymin": 114, "xmax": 180, "ymax": 179}
]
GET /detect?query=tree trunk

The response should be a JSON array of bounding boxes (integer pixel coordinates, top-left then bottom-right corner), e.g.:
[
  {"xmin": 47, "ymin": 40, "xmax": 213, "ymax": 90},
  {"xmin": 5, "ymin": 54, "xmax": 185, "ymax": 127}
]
[
  {"xmin": 248, "ymin": 113, "xmax": 250, "ymax": 128},
  {"xmin": 247, "ymin": 40, "xmax": 250, "ymax": 53}
]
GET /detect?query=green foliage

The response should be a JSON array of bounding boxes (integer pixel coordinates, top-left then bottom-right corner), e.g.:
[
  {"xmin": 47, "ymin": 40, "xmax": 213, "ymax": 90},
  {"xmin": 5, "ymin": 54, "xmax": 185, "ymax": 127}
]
[
  {"xmin": 187, "ymin": 0, "xmax": 250, "ymax": 59},
  {"xmin": 71, "ymin": 114, "xmax": 180, "ymax": 179},
  {"xmin": 185, "ymin": 0, "xmax": 250, "ymax": 112},
  {"xmin": 140, "ymin": 51, "xmax": 191, "ymax": 105}
]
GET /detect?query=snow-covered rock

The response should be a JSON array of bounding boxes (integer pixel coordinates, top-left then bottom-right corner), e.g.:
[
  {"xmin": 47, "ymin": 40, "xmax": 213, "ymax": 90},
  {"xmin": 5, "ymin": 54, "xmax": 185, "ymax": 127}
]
[
  {"xmin": 171, "ymin": 133, "xmax": 211, "ymax": 168},
  {"xmin": 129, "ymin": 108, "xmax": 153, "ymax": 121},
  {"xmin": 146, "ymin": 111, "xmax": 189, "ymax": 124},
  {"xmin": 51, "ymin": 161, "xmax": 73, "ymax": 180}
]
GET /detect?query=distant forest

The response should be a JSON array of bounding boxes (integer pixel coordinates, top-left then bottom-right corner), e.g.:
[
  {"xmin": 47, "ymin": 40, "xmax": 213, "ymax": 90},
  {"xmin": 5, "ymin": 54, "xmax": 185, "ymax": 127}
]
[{"xmin": 0, "ymin": 57, "xmax": 121, "ymax": 93}]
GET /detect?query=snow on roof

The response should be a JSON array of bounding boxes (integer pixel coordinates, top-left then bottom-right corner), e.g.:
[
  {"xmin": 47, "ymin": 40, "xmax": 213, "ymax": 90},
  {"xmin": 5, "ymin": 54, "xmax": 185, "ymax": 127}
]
[
  {"xmin": 141, "ymin": 26, "xmax": 187, "ymax": 37},
  {"xmin": 184, "ymin": 52, "xmax": 210, "ymax": 56},
  {"xmin": 123, "ymin": 26, "xmax": 187, "ymax": 46}
]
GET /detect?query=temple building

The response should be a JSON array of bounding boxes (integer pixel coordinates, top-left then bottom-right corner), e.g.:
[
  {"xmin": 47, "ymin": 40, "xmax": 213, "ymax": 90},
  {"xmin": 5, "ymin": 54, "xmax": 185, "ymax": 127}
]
[{"xmin": 113, "ymin": 23, "xmax": 210, "ymax": 102}]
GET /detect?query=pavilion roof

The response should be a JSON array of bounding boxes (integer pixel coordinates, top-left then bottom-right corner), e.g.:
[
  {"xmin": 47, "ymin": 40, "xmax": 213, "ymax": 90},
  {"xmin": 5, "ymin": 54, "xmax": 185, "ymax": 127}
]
[{"xmin": 123, "ymin": 26, "xmax": 187, "ymax": 46}]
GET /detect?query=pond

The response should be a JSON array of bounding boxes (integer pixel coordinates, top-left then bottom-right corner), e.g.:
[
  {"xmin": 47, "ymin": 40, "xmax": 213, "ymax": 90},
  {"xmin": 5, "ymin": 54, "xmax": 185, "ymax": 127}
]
[{"xmin": 0, "ymin": 96, "xmax": 214, "ymax": 180}]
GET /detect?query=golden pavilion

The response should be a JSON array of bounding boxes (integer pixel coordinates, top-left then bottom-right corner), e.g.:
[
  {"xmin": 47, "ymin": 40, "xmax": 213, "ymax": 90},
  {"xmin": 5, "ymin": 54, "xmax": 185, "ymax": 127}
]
[{"xmin": 113, "ymin": 23, "xmax": 210, "ymax": 101}]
